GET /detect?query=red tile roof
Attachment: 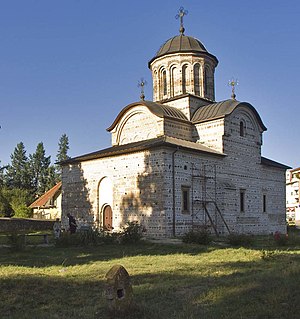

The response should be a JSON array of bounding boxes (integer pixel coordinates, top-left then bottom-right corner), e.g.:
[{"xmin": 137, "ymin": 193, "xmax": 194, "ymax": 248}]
[{"xmin": 29, "ymin": 182, "xmax": 62, "ymax": 208}]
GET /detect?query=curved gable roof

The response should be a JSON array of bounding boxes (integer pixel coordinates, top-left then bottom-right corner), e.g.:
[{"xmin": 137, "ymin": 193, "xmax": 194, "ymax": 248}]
[
  {"xmin": 107, "ymin": 100, "xmax": 189, "ymax": 132},
  {"xmin": 191, "ymin": 99, "xmax": 267, "ymax": 131}
]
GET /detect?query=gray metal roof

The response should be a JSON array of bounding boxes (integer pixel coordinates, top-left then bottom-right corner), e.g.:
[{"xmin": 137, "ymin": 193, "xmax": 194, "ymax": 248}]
[
  {"xmin": 191, "ymin": 99, "xmax": 267, "ymax": 131},
  {"xmin": 148, "ymin": 34, "xmax": 218, "ymax": 67},
  {"xmin": 61, "ymin": 136, "xmax": 225, "ymax": 165},
  {"xmin": 261, "ymin": 157, "xmax": 291, "ymax": 170},
  {"xmin": 107, "ymin": 100, "xmax": 189, "ymax": 132}
]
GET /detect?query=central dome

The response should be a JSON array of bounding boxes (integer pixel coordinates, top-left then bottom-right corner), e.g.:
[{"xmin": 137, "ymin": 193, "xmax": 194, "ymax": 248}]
[
  {"xmin": 148, "ymin": 34, "xmax": 218, "ymax": 66},
  {"xmin": 148, "ymin": 31, "xmax": 219, "ymax": 103},
  {"xmin": 157, "ymin": 35, "xmax": 207, "ymax": 56}
]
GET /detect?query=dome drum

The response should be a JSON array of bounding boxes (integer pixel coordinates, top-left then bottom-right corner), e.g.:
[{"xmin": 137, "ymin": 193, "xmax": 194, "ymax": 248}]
[{"xmin": 149, "ymin": 34, "xmax": 218, "ymax": 103}]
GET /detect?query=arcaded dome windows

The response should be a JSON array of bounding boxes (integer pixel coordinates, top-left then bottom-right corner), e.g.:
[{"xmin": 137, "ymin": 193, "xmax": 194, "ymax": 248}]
[
  {"xmin": 193, "ymin": 63, "xmax": 201, "ymax": 96},
  {"xmin": 162, "ymin": 69, "xmax": 167, "ymax": 97},
  {"xmin": 151, "ymin": 60, "xmax": 216, "ymax": 102},
  {"xmin": 149, "ymin": 34, "xmax": 218, "ymax": 102},
  {"xmin": 182, "ymin": 64, "xmax": 188, "ymax": 94}
]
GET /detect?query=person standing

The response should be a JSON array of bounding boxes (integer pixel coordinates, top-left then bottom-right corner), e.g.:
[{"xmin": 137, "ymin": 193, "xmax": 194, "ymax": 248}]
[
  {"xmin": 67, "ymin": 213, "xmax": 77, "ymax": 234},
  {"xmin": 53, "ymin": 218, "xmax": 61, "ymax": 239}
]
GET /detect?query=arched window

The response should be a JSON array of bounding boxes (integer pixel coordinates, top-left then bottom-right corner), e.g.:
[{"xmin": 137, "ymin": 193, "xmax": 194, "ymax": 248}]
[
  {"xmin": 170, "ymin": 67, "xmax": 177, "ymax": 97},
  {"xmin": 182, "ymin": 64, "xmax": 188, "ymax": 94},
  {"xmin": 162, "ymin": 70, "xmax": 167, "ymax": 96},
  {"xmin": 193, "ymin": 64, "xmax": 200, "ymax": 96},
  {"xmin": 240, "ymin": 121, "xmax": 245, "ymax": 137},
  {"xmin": 204, "ymin": 65, "xmax": 210, "ymax": 97}
]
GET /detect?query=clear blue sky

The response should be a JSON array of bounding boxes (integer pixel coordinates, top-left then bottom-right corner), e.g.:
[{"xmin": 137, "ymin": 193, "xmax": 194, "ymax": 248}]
[{"xmin": 0, "ymin": 0, "xmax": 299, "ymax": 168}]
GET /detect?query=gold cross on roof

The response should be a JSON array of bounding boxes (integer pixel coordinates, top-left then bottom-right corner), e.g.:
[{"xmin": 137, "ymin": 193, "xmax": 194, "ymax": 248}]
[{"xmin": 175, "ymin": 7, "xmax": 188, "ymax": 35}]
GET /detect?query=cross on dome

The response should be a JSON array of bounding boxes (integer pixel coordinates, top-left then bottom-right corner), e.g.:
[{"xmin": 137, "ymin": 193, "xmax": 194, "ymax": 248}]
[
  {"xmin": 175, "ymin": 7, "xmax": 188, "ymax": 35},
  {"xmin": 138, "ymin": 78, "xmax": 147, "ymax": 101}
]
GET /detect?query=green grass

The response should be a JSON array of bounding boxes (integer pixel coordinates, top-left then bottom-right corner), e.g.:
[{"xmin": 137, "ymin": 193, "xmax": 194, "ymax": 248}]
[{"xmin": 0, "ymin": 237, "xmax": 300, "ymax": 319}]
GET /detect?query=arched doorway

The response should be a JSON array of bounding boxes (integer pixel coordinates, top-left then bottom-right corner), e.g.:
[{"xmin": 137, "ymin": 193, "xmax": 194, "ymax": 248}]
[{"xmin": 103, "ymin": 205, "xmax": 113, "ymax": 230}]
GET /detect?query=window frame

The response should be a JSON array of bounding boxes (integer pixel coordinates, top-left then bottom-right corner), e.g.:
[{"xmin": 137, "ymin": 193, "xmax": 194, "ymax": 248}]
[{"xmin": 181, "ymin": 186, "xmax": 190, "ymax": 214}]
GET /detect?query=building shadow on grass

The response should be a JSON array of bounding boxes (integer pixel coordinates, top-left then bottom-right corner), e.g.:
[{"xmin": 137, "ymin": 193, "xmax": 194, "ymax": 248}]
[
  {"xmin": 1, "ymin": 253, "xmax": 299, "ymax": 319},
  {"xmin": 0, "ymin": 242, "xmax": 214, "ymax": 268}
]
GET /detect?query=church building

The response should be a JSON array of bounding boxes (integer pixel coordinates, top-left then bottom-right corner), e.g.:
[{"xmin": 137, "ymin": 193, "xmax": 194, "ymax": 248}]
[{"xmin": 61, "ymin": 10, "xmax": 289, "ymax": 237}]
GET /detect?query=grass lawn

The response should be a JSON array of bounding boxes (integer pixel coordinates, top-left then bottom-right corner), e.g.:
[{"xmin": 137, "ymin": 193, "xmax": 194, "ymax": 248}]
[{"xmin": 0, "ymin": 236, "xmax": 300, "ymax": 319}]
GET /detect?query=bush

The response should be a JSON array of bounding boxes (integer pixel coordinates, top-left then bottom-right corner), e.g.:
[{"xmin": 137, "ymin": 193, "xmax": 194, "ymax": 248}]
[
  {"xmin": 55, "ymin": 222, "xmax": 145, "ymax": 247},
  {"xmin": 273, "ymin": 231, "xmax": 289, "ymax": 246},
  {"xmin": 227, "ymin": 233, "xmax": 254, "ymax": 247},
  {"xmin": 119, "ymin": 221, "xmax": 145, "ymax": 244},
  {"xmin": 182, "ymin": 228, "xmax": 212, "ymax": 245},
  {"xmin": 55, "ymin": 228, "xmax": 119, "ymax": 247},
  {"xmin": 0, "ymin": 188, "xmax": 33, "ymax": 218},
  {"xmin": 0, "ymin": 191, "xmax": 13, "ymax": 217}
]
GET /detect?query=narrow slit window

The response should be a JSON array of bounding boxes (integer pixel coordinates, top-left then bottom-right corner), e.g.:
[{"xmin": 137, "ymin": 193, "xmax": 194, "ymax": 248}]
[
  {"xmin": 182, "ymin": 186, "xmax": 190, "ymax": 213},
  {"xmin": 263, "ymin": 194, "xmax": 266, "ymax": 213},
  {"xmin": 240, "ymin": 121, "xmax": 245, "ymax": 137},
  {"xmin": 240, "ymin": 190, "xmax": 245, "ymax": 212}
]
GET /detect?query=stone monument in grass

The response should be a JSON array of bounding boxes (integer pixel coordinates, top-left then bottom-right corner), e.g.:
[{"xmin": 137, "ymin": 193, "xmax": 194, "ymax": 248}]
[{"xmin": 105, "ymin": 264, "xmax": 133, "ymax": 313}]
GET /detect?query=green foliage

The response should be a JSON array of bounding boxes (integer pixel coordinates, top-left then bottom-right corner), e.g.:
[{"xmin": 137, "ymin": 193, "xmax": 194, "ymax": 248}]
[
  {"xmin": 10, "ymin": 188, "xmax": 33, "ymax": 218},
  {"xmin": 5, "ymin": 142, "xmax": 31, "ymax": 190},
  {"xmin": 55, "ymin": 228, "xmax": 118, "ymax": 247},
  {"xmin": 119, "ymin": 221, "xmax": 145, "ymax": 244},
  {"xmin": 29, "ymin": 142, "xmax": 52, "ymax": 196},
  {"xmin": 182, "ymin": 228, "xmax": 212, "ymax": 245},
  {"xmin": 0, "ymin": 188, "xmax": 12, "ymax": 216},
  {"xmin": 0, "ymin": 188, "xmax": 33, "ymax": 218},
  {"xmin": 273, "ymin": 231, "xmax": 289, "ymax": 246},
  {"xmin": 2, "ymin": 137, "xmax": 70, "ymax": 200},
  {"xmin": 55, "ymin": 222, "xmax": 145, "ymax": 247},
  {"xmin": 227, "ymin": 233, "xmax": 254, "ymax": 247},
  {"xmin": 0, "ymin": 190, "xmax": 13, "ymax": 217},
  {"xmin": 56, "ymin": 134, "xmax": 70, "ymax": 179},
  {"xmin": 56, "ymin": 134, "xmax": 70, "ymax": 163}
]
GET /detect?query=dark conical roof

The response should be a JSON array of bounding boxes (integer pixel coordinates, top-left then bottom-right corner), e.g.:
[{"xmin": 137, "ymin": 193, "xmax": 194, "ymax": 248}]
[
  {"xmin": 157, "ymin": 35, "xmax": 208, "ymax": 56},
  {"xmin": 148, "ymin": 34, "xmax": 218, "ymax": 67}
]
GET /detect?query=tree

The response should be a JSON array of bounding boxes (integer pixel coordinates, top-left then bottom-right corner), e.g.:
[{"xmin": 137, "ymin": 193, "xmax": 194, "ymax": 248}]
[
  {"xmin": 9, "ymin": 188, "xmax": 33, "ymax": 218},
  {"xmin": 56, "ymin": 134, "xmax": 70, "ymax": 163},
  {"xmin": 29, "ymin": 142, "xmax": 51, "ymax": 196},
  {"xmin": 56, "ymin": 134, "xmax": 70, "ymax": 179},
  {"xmin": 0, "ymin": 161, "xmax": 6, "ymax": 188},
  {"xmin": 0, "ymin": 189, "xmax": 13, "ymax": 217},
  {"xmin": 5, "ymin": 142, "xmax": 31, "ymax": 190}
]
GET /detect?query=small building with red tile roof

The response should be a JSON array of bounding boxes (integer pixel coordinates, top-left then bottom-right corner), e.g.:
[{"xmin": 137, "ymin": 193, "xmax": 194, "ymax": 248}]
[{"xmin": 29, "ymin": 182, "xmax": 62, "ymax": 219}]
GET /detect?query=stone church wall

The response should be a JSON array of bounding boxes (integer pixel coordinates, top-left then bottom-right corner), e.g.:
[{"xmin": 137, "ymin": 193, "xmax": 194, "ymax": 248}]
[
  {"xmin": 62, "ymin": 107, "xmax": 286, "ymax": 237},
  {"xmin": 111, "ymin": 106, "xmax": 163, "ymax": 146},
  {"xmin": 62, "ymin": 149, "xmax": 173, "ymax": 237},
  {"xmin": 194, "ymin": 119, "xmax": 225, "ymax": 153}
]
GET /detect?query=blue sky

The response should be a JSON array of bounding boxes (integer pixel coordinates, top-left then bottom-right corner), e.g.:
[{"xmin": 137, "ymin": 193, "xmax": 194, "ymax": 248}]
[{"xmin": 0, "ymin": 0, "xmax": 299, "ymax": 168}]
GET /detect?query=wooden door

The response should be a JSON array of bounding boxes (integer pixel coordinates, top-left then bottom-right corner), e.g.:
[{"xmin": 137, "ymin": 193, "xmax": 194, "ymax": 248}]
[{"xmin": 103, "ymin": 205, "xmax": 113, "ymax": 230}]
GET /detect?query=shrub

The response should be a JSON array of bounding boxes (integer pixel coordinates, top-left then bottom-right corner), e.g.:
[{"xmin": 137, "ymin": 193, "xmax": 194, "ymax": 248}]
[
  {"xmin": 55, "ymin": 228, "xmax": 119, "ymax": 247},
  {"xmin": 273, "ymin": 231, "xmax": 289, "ymax": 246},
  {"xmin": 0, "ymin": 191, "xmax": 13, "ymax": 217},
  {"xmin": 182, "ymin": 228, "xmax": 212, "ymax": 245},
  {"xmin": 55, "ymin": 222, "xmax": 145, "ymax": 247},
  {"xmin": 119, "ymin": 221, "xmax": 145, "ymax": 244},
  {"xmin": 227, "ymin": 233, "xmax": 254, "ymax": 247}
]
